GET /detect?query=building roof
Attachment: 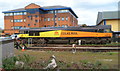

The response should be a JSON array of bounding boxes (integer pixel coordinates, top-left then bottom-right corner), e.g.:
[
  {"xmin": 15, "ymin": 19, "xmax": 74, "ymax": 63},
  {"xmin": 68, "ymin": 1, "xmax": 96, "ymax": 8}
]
[
  {"xmin": 9, "ymin": 8, "xmax": 25, "ymax": 11},
  {"xmin": 42, "ymin": 5, "xmax": 68, "ymax": 9},
  {"xmin": 2, "ymin": 4, "xmax": 78, "ymax": 18},
  {"xmin": 3, "ymin": 8, "xmax": 26, "ymax": 13},
  {"xmin": 41, "ymin": 5, "xmax": 78, "ymax": 18},
  {"xmin": 96, "ymin": 11, "xmax": 120, "ymax": 25}
]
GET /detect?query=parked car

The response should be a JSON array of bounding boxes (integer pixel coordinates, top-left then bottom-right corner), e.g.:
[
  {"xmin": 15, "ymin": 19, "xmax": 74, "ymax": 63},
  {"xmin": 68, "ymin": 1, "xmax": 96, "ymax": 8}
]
[{"xmin": 10, "ymin": 34, "xmax": 19, "ymax": 39}]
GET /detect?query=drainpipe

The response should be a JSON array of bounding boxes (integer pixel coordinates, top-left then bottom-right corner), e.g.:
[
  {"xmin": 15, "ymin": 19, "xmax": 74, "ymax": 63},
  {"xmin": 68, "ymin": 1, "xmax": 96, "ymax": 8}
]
[
  {"xmin": 53, "ymin": 10, "xmax": 57, "ymax": 27},
  {"xmin": 104, "ymin": 19, "xmax": 106, "ymax": 25}
]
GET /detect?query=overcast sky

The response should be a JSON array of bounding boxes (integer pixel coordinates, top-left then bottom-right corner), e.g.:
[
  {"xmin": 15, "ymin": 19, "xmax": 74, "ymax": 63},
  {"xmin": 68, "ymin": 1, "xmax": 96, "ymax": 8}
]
[{"xmin": 0, "ymin": 0, "xmax": 119, "ymax": 29}]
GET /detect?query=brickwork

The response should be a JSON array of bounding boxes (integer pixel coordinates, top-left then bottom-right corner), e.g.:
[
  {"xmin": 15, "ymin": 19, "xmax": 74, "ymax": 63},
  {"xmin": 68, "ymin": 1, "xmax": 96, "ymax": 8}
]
[{"xmin": 3, "ymin": 3, "xmax": 78, "ymax": 35}]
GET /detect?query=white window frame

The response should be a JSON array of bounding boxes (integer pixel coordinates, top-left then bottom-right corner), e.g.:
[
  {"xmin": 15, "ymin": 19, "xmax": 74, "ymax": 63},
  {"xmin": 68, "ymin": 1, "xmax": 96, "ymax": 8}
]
[
  {"xmin": 66, "ymin": 17, "xmax": 68, "ymax": 20},
  {"xmin": 58, "ymin": 17, "xmax": 60, "ymax": 21},
  {"xmin": 48, "ymin": 18, "xmax": 50, "ymax": 21},
  {"xmin": 62, "ymin": 17, "xmax": 64, "ymax": 21}
]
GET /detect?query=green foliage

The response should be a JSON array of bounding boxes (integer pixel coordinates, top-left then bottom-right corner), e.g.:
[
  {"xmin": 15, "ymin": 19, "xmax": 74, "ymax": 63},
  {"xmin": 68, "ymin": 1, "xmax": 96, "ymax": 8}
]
[
  {"xmin": 17, "ymin": 54, "xmax": 34, "ymax": 64},
  {"xmin": 101, "ymin": 65, "xmax": 109, "ymax": 69},
  {"xmin": 66, "ymin": 63, "xmax": 71, "ymax": 68},
  {"xmin": 80, "ymin": 60, "xmax": 103, "ymax": 69},
  {"xmin": 108, "ymin": 52, "xmax": 113, "ymax": 55},
  {"xmin": 106, "ymin": 52, "xmax": 118, "ymax": 55},
  {"xmin": 3, "ymin": 56, "xmax": 18, "ymax": 69},
  {"xmin": 81, "ymin": 24, "xmax": 87, "ymax": 27},
  {"xmin": 3, "ymin": 54, "xmax": 35, "ymax": 69},
  {"xmin": 80, "ymin": 60, "xmax": 88, "ymax": 64},
  {"xmin": 57, "ymin": 60, "xmax": 66, "ymax": 68},
  {"xmin": 40, "ymin": 63, "xmax": 46, "ymax": 67},
  {"xmin": 93, "ymin": 61, "xmax": 102, "ymax": 68},
  {"xmin": 80, "ymin": 60, "xmax": 89, "ymax": 67}
]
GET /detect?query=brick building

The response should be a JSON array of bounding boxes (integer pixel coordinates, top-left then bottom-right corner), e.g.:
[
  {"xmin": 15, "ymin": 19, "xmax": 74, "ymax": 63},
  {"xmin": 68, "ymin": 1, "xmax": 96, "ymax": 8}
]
[{"xmin": 2, "ymin": 3, "xmax": 78, "ymax": 35}]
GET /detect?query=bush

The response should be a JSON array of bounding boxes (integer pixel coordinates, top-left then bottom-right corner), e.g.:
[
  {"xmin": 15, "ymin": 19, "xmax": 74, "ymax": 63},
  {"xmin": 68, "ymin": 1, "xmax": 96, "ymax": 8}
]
[
  {"xmin": 107, "ymin": 52, "xmax": 114, "ymax": 55},
  {"xmin": 3, "ymin": 56, "xmax": 18, "ymax": 69},
  {"xmin": 57, "ymin": 60, "xmax": 66, "ymax": 68},
  {"xmin": 92, "ymin": 61, "xmax": 102, "ymax": 69},
  {"xmin": 80, "ymin": 60, "xmax": 88, "ymax": 64},
  {"xmin": 17, "ymin": 54, "xmax": 34, "ymax": 64},
  {"xmin": 80, "ymin": 60, "xmax": 89, "ymax": 67},
  {"xmin": 3, "ymin": 54, "xmax": 35, "ymax": 69},
  {"xmin": 94, "ymin": 61, "xmax": 102, "ymax": 67},
  {"xmin": 101, "ymin": 65, "xmax": 109, "ymax": 69}
]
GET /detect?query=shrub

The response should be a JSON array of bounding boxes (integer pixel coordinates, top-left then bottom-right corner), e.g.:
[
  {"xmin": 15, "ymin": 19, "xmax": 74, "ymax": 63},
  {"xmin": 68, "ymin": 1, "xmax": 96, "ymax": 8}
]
[
  {"xmin": 94, "ymin": 61, "xmax": 102, "ymax": 66},
  {"xmin": 92, "ymin": 61, "xmax": 102, "ymax": 69},
  {"xmin": 66, "ymin": 63, "xmax": 72, "ymax": 68},
  {"xmin": 3, "ymin": 54, "xmax": 35, "ymax": 69},
  {"xmin": 57, "ymin": 60, "xmax": 66, "ymax": 68},
  {"xmin": 107, "ymin": 52, "xmax": 113, "ymax": 55},
  {"xmin": 80, "ymin": 60, "xmax": 88, "ymax": 64},
  {"xmin": 3, "ymin": 56, "xmax": 18, "ymax": 69},
  {"xmin": 80, "ymin": 60, "xmax": 89, "ymax": 67}
]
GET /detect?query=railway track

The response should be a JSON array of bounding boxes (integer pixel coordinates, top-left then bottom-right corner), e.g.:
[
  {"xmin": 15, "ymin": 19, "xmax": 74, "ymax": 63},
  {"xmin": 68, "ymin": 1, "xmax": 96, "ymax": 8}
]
[{"xmin": 27, "ymin": 47, "xmax": 119, "ymax": 52}]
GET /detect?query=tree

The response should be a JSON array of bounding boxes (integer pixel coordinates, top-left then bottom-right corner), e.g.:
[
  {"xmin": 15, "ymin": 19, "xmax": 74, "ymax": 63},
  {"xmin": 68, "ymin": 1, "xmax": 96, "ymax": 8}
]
[{"xmin": 81, "ymin": 24, "xmax": 87, "ymax": 27}]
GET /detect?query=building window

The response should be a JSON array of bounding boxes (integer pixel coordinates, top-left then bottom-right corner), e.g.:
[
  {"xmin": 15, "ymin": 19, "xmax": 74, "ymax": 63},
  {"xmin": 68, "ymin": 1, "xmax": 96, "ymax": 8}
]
[
  {"xmin": 10, "ymin": 20, "xmax": 13, "ymax": 22},
  {"xmin": 23, "ymin": 12, "xmax": 27, "ymax": 15},
  {"xmin": 24, "ymin": 19, "xmax": 26, "ymax": 22},
  {"xmin": 28, "ymin": 16, "xmax": 31, "ymax": 18},
  {"xmin": 44, "ymin": 18, "xmax": 46, "ymax": 21},
  {"xmin": 35, "ymin": 15, "xmax": 38, "ymax": 17},
  {"xmin": 58, "ymin": 17, "xmax": 60, "ymax": 21},
  {"xmin": 9, "ymin": 13, "xmax": 13, "ymax": 16},
  {"xmin": 55, "ymin": 10, "xmax": 57, "ymax": 13},
  {"xmin": 34, "ymin": 24, "xmax": 36, "ymax": 26},
  {"xmin": 14, "ymin": 13, "xmax": 17, "ymax": 15},
  {"xmin": 66, "ymin": 17, "xmax": 68, "ymax": 21},
  {"xmin": 14, "ymin": 19, "xmax": 23, "ymax": 22},
  {"xmin": 28, "ymin": 16, "xmax": 32, "ymax": 20},
  {"xmin": 35, "ymin": 20, "xmax": 38, "ymax": 23},
  {"xmin": 62, "ymin": 25, "xmax": 65, "ymax": 27},
  {"xmin": 4, "ymin": 13, "xmax": 13, "ymax": 16},
  {"xmin": 14, "ymin": 12, "xmax": 23, "ymax": 15},
  {"xmin": 65, "ymin": 25, "xmax": 68, "ymax": 27},
  {"xmin": 47, "ymin": 11, "xmax": 54, "ymax": 14},
  {"xmin": 58, "ymin": 10, "xmax": 69, "ymax": 13},
  {"xmin": 62, "ymin": 17, "xmax": 64, "ymax": 21},
  {"xmin": 12, "ymin": 26, "xmax": 22, "ymax": 29},
  {"xmin": 48, "ymin": 18, "xmax": 50, "ymax": 21},
  {"xmin": 28, "ymin": 24, "xmax": 30, "ymax": 26},
  {"xmin": 19, "ymin": 12, "xmax": 22, "ymax": 15}
]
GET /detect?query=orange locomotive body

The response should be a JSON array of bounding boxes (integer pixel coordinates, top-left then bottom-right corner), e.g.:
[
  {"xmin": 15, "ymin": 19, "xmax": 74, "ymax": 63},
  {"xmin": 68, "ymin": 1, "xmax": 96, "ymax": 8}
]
[{"xmin": 19, "ymin": 25, "xmax": 112, "ymax": 44}]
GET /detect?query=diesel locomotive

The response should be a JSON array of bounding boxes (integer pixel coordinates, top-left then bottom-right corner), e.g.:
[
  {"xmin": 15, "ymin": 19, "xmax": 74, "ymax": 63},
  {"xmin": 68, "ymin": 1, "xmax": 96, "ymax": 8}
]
[{"xmin": 18, "ymin": 25, "xmax": 112, "ymax": 46}]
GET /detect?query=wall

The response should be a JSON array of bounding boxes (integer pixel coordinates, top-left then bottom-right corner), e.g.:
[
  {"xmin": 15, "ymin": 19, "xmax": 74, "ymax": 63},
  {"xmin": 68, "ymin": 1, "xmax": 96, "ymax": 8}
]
[
  {"xmin": 0, "ymin": 39, "xmax": 14, "ymax": 68},
  {"xmin": 106, "ymin": 19, "xmax": 119, "ymax": 32},
  {"xmin": 99, "ymin": 19, "xmax": 120, "ymax": 32}
]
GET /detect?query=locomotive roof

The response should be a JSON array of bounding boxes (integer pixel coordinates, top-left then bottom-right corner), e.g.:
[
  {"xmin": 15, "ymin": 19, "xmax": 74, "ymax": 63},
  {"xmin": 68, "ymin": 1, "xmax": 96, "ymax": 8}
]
[{"xmin": 19, "ymin": 25, "xmax": 111, "ymax": 31}]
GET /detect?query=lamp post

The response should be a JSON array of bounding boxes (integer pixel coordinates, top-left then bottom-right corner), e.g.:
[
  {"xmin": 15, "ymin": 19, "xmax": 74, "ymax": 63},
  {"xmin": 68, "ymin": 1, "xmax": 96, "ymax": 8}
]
[{"xmin": 53, "ymin": 10, "xmax": 57, "ymax": 27}]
